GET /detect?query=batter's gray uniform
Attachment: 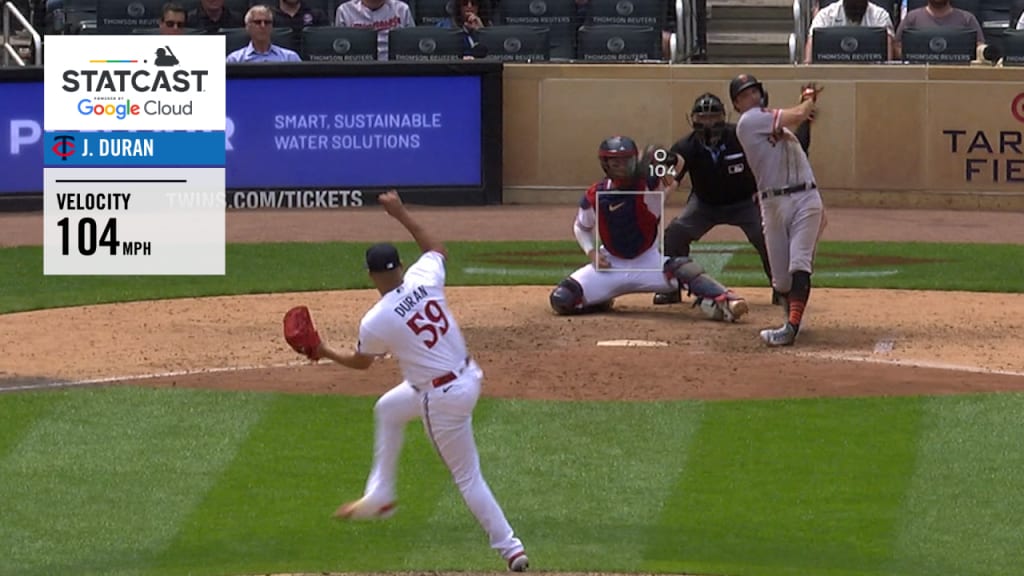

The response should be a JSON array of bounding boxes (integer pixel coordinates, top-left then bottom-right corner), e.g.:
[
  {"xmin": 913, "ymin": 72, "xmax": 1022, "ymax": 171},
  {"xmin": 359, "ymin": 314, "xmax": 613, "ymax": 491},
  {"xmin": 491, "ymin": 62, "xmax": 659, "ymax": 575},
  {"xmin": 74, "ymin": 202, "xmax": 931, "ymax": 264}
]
[{"xmin": 735, "ymin": 97, "xmax": 826, "ymax": 346}]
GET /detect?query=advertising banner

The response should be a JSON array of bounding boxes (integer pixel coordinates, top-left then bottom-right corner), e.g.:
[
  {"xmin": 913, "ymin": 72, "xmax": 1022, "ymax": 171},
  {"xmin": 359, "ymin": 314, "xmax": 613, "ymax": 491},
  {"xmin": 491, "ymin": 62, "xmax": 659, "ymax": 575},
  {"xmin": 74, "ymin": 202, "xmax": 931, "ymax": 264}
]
[{"xmin": 2, "ymin": 63, "xmax": 501, "ymax": 210}]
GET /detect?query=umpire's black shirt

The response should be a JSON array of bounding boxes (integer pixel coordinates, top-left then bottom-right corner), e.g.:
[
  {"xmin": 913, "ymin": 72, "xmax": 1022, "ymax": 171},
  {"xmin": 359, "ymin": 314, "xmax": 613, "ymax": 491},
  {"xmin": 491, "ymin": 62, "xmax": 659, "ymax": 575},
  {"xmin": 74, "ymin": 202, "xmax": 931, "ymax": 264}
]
[{"xmin": 669, "ymin": 123, "xmax": 757, "ymax": 206}]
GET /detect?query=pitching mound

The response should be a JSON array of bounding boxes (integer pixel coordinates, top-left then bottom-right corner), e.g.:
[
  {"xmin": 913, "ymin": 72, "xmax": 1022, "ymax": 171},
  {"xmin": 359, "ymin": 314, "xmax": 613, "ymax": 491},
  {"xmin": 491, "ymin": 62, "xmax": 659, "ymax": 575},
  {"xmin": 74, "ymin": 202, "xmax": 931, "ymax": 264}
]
[{"xmin": 2, "ymin": 286, "xmax": 1023, "ymax": 400}]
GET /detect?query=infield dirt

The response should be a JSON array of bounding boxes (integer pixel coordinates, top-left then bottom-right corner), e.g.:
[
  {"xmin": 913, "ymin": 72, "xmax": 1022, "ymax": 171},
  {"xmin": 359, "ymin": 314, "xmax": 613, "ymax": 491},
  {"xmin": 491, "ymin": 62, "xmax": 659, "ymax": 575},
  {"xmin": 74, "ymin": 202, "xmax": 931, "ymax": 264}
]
[{"xmin": 2, "ymin": 206, "xmax": 1024, "ymax": 400}]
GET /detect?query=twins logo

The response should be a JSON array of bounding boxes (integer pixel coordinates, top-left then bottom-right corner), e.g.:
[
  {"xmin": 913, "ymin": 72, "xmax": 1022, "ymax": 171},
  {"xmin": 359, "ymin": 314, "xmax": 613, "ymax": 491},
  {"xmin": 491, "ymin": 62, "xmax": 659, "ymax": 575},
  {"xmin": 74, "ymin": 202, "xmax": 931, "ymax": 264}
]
[
  {"xmin": 1012, "ymin": 93, "xmax": 1024, "ymax": 124},
  {"xmin": 51, "ymin": 134, "xmax": 76, "ymax": 160}
]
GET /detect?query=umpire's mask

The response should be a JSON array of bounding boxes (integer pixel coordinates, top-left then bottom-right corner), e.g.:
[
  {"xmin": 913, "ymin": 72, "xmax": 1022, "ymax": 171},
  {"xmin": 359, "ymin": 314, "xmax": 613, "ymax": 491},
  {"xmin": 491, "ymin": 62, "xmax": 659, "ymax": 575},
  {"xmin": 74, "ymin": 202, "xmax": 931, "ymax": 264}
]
[{"xmin": 691, "ymin": 92, "xmax": 727, "ymax": 147}]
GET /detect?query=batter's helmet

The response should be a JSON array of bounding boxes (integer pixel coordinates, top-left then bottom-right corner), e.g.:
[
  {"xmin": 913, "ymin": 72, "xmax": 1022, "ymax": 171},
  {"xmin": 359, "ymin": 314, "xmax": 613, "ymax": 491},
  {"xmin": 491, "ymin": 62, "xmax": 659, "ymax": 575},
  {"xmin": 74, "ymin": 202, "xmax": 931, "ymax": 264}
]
[
  {"xmin": 598, "ymin": 136, "xmax": 641, "ymax": 182},
  {"xmin": 729, "ymin": 73, "xmax": 763, "ymax": 102},
  {"xmin": 692, "ymin": 92, "xmax": 725, "ymax": 115}
]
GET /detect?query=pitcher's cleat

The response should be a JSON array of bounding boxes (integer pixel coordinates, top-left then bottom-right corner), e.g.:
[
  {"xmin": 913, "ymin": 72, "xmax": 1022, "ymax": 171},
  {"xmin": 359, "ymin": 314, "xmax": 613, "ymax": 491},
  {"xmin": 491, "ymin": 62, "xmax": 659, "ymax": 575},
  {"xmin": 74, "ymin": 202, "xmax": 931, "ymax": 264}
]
[{"xmin": 333, "ymin": 498, "xmax": 397, "ymax": 520}]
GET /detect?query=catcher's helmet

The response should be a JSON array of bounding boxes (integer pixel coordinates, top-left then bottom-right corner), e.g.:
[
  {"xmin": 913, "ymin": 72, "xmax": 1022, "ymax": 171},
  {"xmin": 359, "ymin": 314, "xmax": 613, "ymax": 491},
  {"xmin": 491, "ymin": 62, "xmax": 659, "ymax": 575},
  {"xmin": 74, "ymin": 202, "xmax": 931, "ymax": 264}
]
[
  {"xmin": 692, "ymin": 92, "xmax": 725, "ymax": 115},
  {"xmin": 729, "ymin": 73, "xmax": 763, "ymax": 102},
  {"xmin": 598, "ymin": 136, "xmax": 641, "ymax": 182}
]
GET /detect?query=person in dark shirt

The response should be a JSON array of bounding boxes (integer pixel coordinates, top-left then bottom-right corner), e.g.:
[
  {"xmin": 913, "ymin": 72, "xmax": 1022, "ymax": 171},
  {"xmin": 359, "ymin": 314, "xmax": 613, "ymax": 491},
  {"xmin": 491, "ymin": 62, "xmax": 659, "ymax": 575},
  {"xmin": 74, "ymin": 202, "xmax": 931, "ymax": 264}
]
[
  {"xmin": 653, "ymin": 92, "xmax": 811, "ymax": 306},
  {"xmin": 273, "ymin": 0, "xmax": 328, "ymax": 32},
  {"xmin": 188, "ymin": 0, "xmax": 243, "ymax": 32}
]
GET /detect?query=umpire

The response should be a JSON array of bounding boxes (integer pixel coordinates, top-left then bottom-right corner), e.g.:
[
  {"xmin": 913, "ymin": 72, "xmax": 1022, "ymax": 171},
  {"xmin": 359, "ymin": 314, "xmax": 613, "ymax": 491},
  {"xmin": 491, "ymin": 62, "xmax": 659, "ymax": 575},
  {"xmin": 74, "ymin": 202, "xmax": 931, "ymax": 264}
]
[{"xmin": 654, "ymin": 91, "xmax": 811, "ymax": 306}]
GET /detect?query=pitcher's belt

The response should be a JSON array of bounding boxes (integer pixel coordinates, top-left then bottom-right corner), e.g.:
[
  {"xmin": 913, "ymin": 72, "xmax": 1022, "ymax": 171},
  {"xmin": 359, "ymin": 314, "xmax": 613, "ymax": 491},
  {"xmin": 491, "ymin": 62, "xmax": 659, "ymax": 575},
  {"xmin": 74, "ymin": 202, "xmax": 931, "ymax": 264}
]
[
  {"xmin": 411, "ymin": 356, "xmax": 471, "ymax": 392},
  {"xmin": 759, "ymin": 181, "xmax": 816, "ymax": 200}
]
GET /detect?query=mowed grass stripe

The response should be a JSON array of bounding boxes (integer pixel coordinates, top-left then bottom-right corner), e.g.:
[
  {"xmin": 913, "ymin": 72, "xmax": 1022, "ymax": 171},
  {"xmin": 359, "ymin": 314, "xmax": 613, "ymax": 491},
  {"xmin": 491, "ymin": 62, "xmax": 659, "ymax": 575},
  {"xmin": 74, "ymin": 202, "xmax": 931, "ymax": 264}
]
[
  {"xmin": 645, "ymin": 397, "xmax": 923, "ymax": 576},
  {"xmin": 0, "ymin": 386, "xmax": 271, "ymax": 576},
  {"xmin": 0, "ymin": 391, "xmax": 62, "ymax": 460},
  {"xmin": 399, "ymin": 399, "xmax": 705, "ymax": 572},
  {"xmin": 148, "ymin": 393, "xmax": 455, "ymax": 576},
  {"xmin": 889, "ymin": 393, "xmax": 1024, "ymax": 576}
]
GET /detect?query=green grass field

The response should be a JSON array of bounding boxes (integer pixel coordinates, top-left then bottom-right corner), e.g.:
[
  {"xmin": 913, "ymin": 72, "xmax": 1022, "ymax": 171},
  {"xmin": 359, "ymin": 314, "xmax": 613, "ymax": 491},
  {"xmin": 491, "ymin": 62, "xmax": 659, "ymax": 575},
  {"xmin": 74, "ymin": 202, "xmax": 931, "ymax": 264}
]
[{"xmin": 2, "ymin": 240, "xmax": 1023, "ymax": 576}]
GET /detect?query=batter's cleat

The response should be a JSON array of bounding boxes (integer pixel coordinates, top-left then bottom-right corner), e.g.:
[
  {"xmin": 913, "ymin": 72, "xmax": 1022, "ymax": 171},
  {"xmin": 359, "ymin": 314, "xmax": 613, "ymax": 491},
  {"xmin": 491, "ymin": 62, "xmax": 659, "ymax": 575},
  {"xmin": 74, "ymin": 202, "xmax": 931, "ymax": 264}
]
[
  {"xmin": 653, "ymin": 289, "xmax": 683, "ymax": 305},
  {"xmin": 333, "ymin": 497, "xmax": 397, "ymax": 520},
  {"xmin": 760, "ymin": 323, "xmax": 797, "ymax": 347},
  {"xmin": 507, "ymin": 551, "xmax": 529, "ymax": 572}
]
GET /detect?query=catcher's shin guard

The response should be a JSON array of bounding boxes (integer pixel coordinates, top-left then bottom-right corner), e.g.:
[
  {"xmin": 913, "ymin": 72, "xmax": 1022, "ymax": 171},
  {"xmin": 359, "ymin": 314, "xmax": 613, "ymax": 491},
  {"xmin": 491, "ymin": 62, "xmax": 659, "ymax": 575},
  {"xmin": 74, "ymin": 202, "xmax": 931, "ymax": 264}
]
[
  {"xmin": 665, "ymin": 257, "xmax": 747, "ymax": 321},
  {"xmin": 550, "ymin": 278, "xmax": 613, "ymax": 315}
]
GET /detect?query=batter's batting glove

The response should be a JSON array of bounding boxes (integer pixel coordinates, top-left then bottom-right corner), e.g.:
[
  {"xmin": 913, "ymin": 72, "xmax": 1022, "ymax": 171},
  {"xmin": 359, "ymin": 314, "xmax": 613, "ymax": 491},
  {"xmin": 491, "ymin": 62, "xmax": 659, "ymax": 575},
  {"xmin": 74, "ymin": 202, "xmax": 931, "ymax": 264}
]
[{"xmin": 800, "ymin": 82, "xmax": 824, "ymax": 103}]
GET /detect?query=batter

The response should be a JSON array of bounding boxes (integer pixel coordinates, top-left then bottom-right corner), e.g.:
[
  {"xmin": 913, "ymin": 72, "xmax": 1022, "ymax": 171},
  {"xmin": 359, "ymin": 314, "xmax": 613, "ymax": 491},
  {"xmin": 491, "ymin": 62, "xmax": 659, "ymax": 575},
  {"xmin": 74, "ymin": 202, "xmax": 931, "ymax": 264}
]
[
  {"xmin": 548, "ymin": 135, "xmax": 748, "ymax": 322},
  {"xmin": 732, "ymin": 74, "xmax": 827, "ymax": 347}
]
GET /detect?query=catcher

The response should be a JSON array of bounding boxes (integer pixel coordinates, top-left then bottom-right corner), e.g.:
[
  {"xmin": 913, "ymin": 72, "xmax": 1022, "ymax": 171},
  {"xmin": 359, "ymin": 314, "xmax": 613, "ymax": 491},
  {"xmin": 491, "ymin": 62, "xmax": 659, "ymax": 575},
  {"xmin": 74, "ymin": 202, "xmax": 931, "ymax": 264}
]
[
  {"xmin": 548, "ymin": 135, "xmax": 749, "ymax": 321},
  {"xmin": 283, "ymin": 190, "xmax": 529, "ymax": 572}
]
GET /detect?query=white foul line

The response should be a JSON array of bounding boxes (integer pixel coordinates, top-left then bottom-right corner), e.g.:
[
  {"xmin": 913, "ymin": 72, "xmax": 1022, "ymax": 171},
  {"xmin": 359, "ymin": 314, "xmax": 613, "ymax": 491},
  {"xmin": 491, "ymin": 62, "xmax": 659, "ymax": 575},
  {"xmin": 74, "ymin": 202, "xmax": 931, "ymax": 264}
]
[
  {"xmin": 795, "ymin": 351, "xmax": 1024, "ymax": 378},
  {"xmin": 0, "ymin": 361, "xmax": 311, "ymax": 394}
]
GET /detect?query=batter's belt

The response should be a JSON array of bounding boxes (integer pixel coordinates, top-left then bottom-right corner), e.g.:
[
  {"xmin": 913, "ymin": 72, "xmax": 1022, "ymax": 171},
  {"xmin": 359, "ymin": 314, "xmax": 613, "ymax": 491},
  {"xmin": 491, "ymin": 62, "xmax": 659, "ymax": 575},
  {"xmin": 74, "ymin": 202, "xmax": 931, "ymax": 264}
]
[{"xmin": 758, "ymin": 181, "xmax": 816, "ymax": 200}]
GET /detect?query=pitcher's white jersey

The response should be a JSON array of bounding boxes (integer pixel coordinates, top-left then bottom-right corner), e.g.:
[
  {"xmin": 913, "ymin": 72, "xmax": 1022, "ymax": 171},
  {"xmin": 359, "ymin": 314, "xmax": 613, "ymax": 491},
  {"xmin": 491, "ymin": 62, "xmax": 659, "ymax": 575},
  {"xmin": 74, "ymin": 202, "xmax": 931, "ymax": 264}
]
[{"xmin": 356, "ymin": 251, "xmax": 468, "ymax": 383}]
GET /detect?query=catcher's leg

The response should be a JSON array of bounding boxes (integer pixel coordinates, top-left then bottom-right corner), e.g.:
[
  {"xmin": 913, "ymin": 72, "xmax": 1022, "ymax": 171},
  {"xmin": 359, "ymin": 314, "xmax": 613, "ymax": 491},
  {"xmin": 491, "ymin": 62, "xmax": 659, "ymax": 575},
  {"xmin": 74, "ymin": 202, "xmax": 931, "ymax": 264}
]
[
  {"xmin": 656, "ymin": 195, "xmax": 715, "ymax": 305},
  {"xmin": 421, "ymin": 369, "xmax": 526, "ymax": 565},
  {"xmin": 664, "ymin": 256, "xmax": 748, "ymax": 322},
  {"xmin": 549, "ymin": 264, "xmax": 615, "ymax": 315},
  {"xmin": 338, "ymin": 382, "xmax": 421, "ymax": 519}
]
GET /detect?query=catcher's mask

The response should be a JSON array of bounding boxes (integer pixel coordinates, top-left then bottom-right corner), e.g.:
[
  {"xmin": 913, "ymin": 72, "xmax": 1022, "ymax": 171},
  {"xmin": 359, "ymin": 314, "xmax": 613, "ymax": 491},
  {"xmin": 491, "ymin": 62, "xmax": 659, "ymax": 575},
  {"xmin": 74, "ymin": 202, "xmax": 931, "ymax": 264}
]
[
  {"xmin": 598, "ymin": 135, "xmax": 642, "ymax": 187},
  {"xmin": 690, "ymin": 92, "xmax": 727, "ymax": 146}
]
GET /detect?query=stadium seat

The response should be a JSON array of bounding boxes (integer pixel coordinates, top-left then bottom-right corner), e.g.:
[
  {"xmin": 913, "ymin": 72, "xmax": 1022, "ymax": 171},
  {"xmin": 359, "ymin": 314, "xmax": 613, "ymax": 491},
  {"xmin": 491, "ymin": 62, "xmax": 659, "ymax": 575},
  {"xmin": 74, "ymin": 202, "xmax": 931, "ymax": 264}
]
[
  {"xmin": 577, "ymin": 24, "xmax": 662, "ymax": 61},
  {"xmin": 387, "ymin": 26, "xmax": 466, "ymax": 60},
  {"xmin": 96, "ymin": 0, "xmax": 164, "ymax": 33},
  {"xmin": 1002, "ymin": 28, "xmax": 1024, "ymax": 64},
  {"xmin": 899, "ymin": 26, "xmax": 977, "ymax": 62},
  {"xmin": 583, "ymin": 0, "xmax": 666, "ymax": 29},
  {"xmin": 412, "ymin": 0, "xmax": 455, "ymax": 25},
  {"xmin": 302, "ymin": 26, "xmax": 378, "ymax": 60},
  {"xmin": 131, "ymin": 26, "xmax": 204, "ymax": 33},
  {"xmin": 495, "ymin": 0, "xmax": 577, "ymax": 59},
  {"xmin": 810, "ymin": 25, "xmax": 888, "ymax": 62},
  {"xmin": 476, "ymin": 25, "xmax": 552, "ymax": 61}
]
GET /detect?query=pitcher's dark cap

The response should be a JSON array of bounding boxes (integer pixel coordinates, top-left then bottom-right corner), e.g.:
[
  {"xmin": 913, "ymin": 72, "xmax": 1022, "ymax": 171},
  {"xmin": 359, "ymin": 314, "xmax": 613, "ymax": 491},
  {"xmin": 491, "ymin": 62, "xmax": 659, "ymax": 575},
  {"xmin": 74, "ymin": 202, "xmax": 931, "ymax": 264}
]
[{"xmin": 365, "ymin": 243, "xmax": 401, "ymax": 272}]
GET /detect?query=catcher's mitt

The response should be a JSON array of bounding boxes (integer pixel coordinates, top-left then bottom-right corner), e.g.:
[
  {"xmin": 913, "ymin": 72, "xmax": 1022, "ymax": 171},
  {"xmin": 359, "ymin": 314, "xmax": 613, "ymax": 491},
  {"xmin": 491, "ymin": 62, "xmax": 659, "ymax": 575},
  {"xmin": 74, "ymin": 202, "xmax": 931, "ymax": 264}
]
[
  {"xmin": 283, "ymin": 305, "xmax": 322, "ymax": 361},
  {"xmin": 801, "ymin": 82, "xmax": 824, "ymax": 103}
]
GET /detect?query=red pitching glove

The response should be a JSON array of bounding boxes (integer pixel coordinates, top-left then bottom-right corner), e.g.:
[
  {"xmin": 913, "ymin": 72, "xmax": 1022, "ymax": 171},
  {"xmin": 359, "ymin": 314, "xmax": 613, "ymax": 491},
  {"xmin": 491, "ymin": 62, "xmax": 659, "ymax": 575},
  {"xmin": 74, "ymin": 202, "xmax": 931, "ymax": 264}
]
[{"xmin": 283, "ymin": 305, "xmax": 322, "ymax": 361}]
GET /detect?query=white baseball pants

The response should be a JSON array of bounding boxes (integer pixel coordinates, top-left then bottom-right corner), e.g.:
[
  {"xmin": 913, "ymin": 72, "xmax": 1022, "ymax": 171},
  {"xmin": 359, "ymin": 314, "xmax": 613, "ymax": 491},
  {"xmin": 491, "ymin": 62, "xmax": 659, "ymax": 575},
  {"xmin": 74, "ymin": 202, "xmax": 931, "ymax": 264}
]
[
  {"xmin": 359, "ymin": 360, "xmax": 525, "ymax": 562},
  {"xmin": 570, "ymin": 243, "xmax": 678, "ymax": 305}
]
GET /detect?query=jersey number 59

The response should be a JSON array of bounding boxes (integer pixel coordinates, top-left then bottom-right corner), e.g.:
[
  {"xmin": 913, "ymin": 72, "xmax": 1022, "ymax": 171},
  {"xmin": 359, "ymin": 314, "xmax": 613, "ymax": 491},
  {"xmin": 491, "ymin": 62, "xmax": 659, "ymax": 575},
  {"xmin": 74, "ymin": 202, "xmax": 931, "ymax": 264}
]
[{"xmin": 406, "ymin": 300, "xmax": 450, "ymax": 348}]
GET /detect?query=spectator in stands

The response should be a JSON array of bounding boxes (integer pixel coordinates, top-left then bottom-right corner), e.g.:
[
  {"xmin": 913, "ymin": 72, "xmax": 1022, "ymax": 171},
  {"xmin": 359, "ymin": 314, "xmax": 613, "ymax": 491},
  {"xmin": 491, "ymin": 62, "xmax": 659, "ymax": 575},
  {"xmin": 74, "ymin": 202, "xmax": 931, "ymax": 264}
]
[
  {"xmin": 159, "ymin": 2, "xmax": 188, "ymax": 34},
  {"xmin": 188, "ymin": 0, "xmax": 243, "ymax": 32},
  {"xmin": 227, "ymin": 5, "xmax": 303, "ymax": 62},
  {"xmin": 273, "ymin": 0, "xmax": 329, "ymax": 32},
  {"xmin": 894, "ymin": 0, "xmax": 985, "ymax": 58},
  {"xmin": 335, "ymin": 0, "xmax": 414, "ymax": 61},
  {"xmin": 804, "ymin": 0, "xmax": 895, "ymax": 62},
  {"xmin": 435, "ymin": 0, "xmax": 492, "ymax": 55}
]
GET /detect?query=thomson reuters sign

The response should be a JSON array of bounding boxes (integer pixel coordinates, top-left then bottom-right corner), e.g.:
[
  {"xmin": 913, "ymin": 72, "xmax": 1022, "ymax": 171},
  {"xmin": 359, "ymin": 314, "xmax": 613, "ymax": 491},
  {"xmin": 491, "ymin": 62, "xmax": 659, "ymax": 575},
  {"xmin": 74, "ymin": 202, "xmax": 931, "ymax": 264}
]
[{"xmin": 44, "ymin": 35, "xmax": 226, "ymax": 131}]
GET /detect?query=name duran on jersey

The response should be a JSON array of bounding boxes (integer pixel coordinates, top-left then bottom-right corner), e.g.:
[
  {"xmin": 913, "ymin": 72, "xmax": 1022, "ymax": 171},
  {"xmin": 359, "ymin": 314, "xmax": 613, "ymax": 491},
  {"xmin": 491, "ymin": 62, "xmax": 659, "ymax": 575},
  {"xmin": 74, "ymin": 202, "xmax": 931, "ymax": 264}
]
[{"xmin": 393, "ymin": 285, "xmax": 428, "ymax": 318}]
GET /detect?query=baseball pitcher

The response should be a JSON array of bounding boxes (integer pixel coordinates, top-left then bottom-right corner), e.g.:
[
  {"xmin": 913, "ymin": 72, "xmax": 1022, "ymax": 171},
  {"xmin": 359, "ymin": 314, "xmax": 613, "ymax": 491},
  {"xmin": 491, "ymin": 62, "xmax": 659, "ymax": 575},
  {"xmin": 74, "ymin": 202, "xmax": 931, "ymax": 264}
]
[
  {"xmin": 731, "ymin": 74, "xmax": 827, "ymax": 347},
  {"xmin": 548, "ymin": 135, "xmax": 749, "ymax": 322},
  {"xmin": 283, "ymin": 190, "xmax": 529, "ymax": 572}
]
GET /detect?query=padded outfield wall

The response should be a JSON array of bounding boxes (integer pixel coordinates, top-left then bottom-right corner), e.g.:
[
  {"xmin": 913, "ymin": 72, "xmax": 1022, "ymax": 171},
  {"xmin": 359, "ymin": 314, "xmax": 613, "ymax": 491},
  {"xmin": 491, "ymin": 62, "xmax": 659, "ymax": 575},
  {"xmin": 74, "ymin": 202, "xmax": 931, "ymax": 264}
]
[{"xmin": 500, "ymin": 64, "xmax": 1024, "ymax": 211}]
